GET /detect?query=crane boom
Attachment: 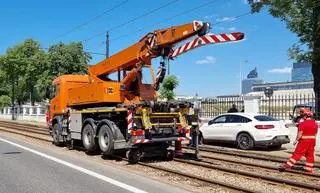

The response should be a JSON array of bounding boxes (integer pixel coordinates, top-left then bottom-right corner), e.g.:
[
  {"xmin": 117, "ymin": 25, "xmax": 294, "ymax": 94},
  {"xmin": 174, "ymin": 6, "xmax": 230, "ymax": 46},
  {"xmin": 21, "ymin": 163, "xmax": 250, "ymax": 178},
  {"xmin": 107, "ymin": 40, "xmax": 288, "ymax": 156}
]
[
  {"xmin": 169, "ymin": 32, "xmax": 244, "ymax": 58},
  {"xmin": 88, "ymin": 21, "xmax": 209, "ymax": 79}
]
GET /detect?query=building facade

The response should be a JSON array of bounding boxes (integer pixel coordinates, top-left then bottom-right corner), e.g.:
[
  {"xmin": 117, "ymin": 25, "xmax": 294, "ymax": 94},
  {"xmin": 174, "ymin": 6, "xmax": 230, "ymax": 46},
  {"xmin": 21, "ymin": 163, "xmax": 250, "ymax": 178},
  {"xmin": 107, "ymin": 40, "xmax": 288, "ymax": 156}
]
[
  {"xmin": 252, "ymin": 81, "xmax": 313, "ymax": 92},
  {"xmin": 291, "ymin": 62, "xmax": 312, "ymax": 82},
  {"xmin": 241, "ymin": 68, "xmax": 263, "ymax": 94}
]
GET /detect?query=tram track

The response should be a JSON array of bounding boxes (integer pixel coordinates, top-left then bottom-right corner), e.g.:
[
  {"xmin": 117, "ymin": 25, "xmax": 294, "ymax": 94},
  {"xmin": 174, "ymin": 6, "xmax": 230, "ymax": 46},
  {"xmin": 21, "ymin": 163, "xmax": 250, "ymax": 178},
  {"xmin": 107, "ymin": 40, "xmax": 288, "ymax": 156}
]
[{"xmin": 1, "ymin": 120, "xmax": 319, "ymax": 192}]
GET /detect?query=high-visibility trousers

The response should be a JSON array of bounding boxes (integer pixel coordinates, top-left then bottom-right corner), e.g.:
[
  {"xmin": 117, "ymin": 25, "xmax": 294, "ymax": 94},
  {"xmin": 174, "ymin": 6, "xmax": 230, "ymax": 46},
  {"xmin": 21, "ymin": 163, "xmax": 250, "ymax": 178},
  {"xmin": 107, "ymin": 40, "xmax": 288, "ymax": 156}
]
[{"xmin": 285, "ymin": 139, "xmax": 316, "ymax": 173}]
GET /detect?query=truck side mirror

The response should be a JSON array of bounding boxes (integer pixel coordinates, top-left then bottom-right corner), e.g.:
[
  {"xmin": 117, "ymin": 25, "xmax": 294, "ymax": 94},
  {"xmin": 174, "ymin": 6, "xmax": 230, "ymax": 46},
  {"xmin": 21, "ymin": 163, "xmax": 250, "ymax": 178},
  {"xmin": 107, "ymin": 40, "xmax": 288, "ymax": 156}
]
[{"xmin": 45, "ymin": 87, "xmax": 51, "ymax": 99}]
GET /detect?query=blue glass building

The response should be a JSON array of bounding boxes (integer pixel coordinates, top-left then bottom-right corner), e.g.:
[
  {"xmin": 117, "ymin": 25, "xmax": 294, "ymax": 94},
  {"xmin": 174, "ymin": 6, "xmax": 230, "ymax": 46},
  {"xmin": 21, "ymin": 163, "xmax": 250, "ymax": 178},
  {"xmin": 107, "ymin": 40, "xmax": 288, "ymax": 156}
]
[{"xmin": 292, "ymin": 62, "xmax": 313, "ymax": 82}]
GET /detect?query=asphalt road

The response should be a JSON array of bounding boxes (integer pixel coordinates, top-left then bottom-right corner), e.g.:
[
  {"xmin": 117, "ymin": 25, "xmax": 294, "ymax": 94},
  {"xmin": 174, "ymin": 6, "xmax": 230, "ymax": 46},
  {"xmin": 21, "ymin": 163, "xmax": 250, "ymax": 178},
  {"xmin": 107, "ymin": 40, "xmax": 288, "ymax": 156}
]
[{"xmin": 0, "ymin": 135, "xmax": 189, "ymax": 193}]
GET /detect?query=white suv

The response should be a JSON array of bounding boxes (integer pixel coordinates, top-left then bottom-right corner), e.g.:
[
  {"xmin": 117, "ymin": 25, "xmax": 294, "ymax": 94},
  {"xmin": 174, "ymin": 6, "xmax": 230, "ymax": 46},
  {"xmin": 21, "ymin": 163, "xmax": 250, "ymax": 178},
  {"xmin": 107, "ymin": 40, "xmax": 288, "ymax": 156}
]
[{"xmin": 199, "ymin": 113, "xmax": 290, "ymax": 150}]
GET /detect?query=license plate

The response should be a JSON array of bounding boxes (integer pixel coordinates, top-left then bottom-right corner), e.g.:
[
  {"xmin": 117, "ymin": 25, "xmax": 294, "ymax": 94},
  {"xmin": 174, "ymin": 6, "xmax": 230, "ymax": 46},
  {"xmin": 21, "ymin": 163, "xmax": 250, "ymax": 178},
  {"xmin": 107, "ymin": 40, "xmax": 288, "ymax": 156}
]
[{"xmin": 277, "ymin": 136, "xmax": 286, "ymax": 140}]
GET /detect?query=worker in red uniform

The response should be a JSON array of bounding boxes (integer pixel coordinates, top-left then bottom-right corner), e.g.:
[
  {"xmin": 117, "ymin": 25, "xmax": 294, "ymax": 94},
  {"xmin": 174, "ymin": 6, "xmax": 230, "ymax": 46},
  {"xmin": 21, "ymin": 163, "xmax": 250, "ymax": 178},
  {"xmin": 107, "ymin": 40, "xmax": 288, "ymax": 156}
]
[{"xmin": 279, "ymin": 110, "xmax": 318, "ymax": 173}]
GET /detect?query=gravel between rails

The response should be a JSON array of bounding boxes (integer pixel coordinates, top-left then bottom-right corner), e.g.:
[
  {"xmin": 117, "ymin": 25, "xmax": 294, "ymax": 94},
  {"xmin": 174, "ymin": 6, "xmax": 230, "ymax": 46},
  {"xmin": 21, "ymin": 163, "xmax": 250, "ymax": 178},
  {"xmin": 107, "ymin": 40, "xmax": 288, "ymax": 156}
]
[
  {"xmin": 148, "ymin": 160, "xmax": 312, "ymax": 193},
  {"xmin": 0, "ymin": 123, "xmax": 48, "ymax": 132},
  {"xmin": 198, "ymin": 150, "xmax": 320, "ymax": 174},
  {"xmin": 0, "ymin": 130, "xmax": 239, "ymax": 193},
  {"xmin": 198, "ymin": 145, "xmax": 320, "ymax": 166},
  {"xmin": 0, "ymin": 127, "xmax": 52, "ymax": 141},
  {"xmin": 199, "ymin": 157, "xmax": 320, "ymax": 186}
]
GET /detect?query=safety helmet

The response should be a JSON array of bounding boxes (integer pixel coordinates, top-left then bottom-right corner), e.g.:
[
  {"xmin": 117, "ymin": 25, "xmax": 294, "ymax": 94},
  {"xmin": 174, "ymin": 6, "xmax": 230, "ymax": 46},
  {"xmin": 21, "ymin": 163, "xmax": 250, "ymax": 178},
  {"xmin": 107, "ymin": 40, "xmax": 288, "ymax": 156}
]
[
  {"xmin": 302, "ymin": 109, "xmax": 313, "ymax": 117},
  {"xmin": 300, "ymin": 108, "xmax": 307, "ymax": 114},
  {"xmin": 306, "ymin": 111, "xmax": 314, "ymax": 117}
]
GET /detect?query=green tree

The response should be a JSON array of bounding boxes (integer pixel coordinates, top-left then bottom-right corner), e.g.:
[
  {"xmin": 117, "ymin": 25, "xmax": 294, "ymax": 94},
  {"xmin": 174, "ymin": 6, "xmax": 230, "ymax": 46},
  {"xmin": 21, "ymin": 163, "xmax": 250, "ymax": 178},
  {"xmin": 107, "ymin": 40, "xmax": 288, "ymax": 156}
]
[
  {"xmin": 0, "ymin": 95, "xmax": 11, "ymax": 108},
  {"xmin": 158, "ymin": 75, "xmax": 179, "ymax": 101},
  {"xmin": 248, "ymin": 0, "xmax": 320, "ymax": 117},
  {"xmin": 48, "ymin": 42, "xmax": 90, "ymax": 76},
  {"xmin": 0, "ymin": 39, "xmax": 47, "ymax": 105},
  {"xmin": 0, "ymin": 39, "xmax": 91, "ymax": 104},
  {"xmin": 0, "ymin": 68, "xmax": 9, "ymax": 96}
]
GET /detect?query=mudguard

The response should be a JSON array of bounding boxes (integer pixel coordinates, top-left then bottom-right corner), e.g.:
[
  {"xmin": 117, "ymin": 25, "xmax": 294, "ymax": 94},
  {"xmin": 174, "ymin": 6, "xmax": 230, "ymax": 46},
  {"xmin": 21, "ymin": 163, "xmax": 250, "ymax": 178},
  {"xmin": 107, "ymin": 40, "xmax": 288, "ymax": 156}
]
[
  {"xmin": 97, "ymin": 119, "xmax": 125, "ymax": 141},
  {"xmin": 82, "ymin": 118, "xmax": 97, "ymax": 136}
]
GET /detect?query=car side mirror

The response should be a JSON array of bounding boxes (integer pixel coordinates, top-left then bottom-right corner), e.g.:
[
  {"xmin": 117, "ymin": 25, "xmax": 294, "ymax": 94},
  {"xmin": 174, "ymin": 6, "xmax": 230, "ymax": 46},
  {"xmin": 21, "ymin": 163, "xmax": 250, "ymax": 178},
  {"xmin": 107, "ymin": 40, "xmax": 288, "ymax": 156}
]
[{"xmin": 208, "ymin": 120, "xmax": 214, "ymax": 125}]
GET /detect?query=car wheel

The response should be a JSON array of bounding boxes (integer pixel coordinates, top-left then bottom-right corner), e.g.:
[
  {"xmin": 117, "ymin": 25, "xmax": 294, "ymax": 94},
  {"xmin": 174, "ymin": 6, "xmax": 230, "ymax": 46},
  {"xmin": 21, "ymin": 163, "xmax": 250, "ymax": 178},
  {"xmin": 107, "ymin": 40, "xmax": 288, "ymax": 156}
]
[{"xmin": 237, "ymin": 133, "xmax": 254, "ymax": 150}]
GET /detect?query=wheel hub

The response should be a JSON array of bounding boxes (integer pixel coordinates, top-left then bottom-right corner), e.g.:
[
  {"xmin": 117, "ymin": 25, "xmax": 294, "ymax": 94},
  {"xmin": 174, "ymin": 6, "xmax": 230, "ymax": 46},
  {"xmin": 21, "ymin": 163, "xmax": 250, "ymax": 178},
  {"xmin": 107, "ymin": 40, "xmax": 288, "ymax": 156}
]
[
  {"xmin": 84, "ymin": 131, "xmax": 91, "ymax": 145},
  {"xmin": 100, "ymin": 131, "xmax": 109, "ymax": 149}
]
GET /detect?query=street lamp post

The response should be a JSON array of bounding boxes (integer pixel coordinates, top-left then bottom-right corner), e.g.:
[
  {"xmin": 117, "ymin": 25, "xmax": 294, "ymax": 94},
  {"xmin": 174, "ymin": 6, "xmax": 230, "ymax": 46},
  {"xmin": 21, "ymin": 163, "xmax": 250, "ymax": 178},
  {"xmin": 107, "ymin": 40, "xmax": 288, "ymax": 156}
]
[
  {"xmin": 264, "ymin": 87, "xmax": 274, "ymax": 116},
  {"xmin": 240, "ymin": 60, "xmax": 248, "ymax": 96}
]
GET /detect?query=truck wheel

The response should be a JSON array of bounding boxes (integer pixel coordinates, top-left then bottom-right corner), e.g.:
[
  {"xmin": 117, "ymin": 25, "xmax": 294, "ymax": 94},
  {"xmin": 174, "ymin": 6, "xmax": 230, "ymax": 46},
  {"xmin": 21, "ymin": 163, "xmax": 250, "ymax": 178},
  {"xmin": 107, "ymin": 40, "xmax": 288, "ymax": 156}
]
[
  {"xmin": 237, "ymin": 133, "xmax": 254, "ymax": 150},
  {"xmin": 127, "ymin": 149, "xmax": 141, "ymax": 164},
  {"xmin": 52, "ymin": 124, "xmax": 61, "ymax": 146},
  {"xmin": 98, "ymin": 124, "xmax": 114, "ymax": 155},
  {"xmin": 165, "ymin": 149, "xmax": 174, "ymax": 161},
  {"xmin": 82, "ymin": 124, "xmax": 98, "ymax": 154}
]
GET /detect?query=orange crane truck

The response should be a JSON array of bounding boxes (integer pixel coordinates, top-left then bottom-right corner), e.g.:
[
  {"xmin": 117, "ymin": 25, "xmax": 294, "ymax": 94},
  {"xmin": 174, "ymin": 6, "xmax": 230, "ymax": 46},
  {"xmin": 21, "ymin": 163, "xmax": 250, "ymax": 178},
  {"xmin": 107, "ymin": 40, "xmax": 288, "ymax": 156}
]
[{"xmin": 48, "ymin": 21, "xmax": 244, "ymax": 163}]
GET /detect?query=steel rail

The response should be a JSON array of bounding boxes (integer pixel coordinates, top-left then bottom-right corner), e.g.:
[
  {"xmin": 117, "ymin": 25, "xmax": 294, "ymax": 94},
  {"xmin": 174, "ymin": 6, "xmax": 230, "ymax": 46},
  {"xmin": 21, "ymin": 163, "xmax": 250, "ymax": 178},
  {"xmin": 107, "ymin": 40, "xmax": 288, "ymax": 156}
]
[
  {"xmin": 0, "ymin": 125, "xmax": 254, "ymax": 193},
  {"xmin": 0, "ymin": 124, "xmax": 49, "ymax": 134},
  {"xmin": 174, "ymin": 158, "xmax": 320, "ymax": 191},
  {"xmin": 197, "ymin": 146, "xmax": 320, "ymax": 168},
  {"xmin": 0, "ymin": 125, "xmax": 49, "ymax": 136},
  {"xmin": 201, "ymin": 154, "xmax": 320, "ymax": 178}
]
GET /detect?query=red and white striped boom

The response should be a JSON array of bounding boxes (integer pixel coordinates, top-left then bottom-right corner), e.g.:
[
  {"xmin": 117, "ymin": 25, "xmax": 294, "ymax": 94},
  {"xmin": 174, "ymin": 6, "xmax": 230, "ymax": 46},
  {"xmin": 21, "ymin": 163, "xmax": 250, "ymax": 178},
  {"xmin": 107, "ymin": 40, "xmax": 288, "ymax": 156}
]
[{"xmin": 169, "ymin": 32, "xmax": 244, "ymax": 59}]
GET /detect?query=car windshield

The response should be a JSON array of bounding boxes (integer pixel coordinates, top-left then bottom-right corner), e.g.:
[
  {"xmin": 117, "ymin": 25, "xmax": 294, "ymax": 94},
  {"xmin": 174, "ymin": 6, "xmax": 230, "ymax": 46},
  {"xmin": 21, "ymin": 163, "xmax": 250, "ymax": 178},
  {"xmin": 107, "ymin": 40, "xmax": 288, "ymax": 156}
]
[{"xmin": 254, "ymin": 115, "xmax": 278, "ymax": 121}]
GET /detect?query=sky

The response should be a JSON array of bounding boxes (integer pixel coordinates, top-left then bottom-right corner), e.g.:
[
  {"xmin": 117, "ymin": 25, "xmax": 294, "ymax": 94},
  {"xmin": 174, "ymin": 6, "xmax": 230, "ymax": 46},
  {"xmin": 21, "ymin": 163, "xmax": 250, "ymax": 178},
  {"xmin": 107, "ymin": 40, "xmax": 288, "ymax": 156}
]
[{"xmin": 0, "ymin": 0, "xmax": 299, "ymax": 97}]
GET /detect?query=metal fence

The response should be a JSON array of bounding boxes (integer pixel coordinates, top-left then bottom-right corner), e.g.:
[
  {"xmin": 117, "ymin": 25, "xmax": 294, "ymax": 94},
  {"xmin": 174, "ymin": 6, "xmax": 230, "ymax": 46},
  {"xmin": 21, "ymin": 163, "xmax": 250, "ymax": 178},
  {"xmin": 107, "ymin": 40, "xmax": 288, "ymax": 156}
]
[
  {"xmin": 200, "ymin": 96, "xmax": 244, "ymax": 118},
  {"xmin": 199, "ymin": 93, "xmax": 315, "ymax": 120},
  {"xmin": 259, "ymin": 93, "xmax": 315, "ymax": 120}
]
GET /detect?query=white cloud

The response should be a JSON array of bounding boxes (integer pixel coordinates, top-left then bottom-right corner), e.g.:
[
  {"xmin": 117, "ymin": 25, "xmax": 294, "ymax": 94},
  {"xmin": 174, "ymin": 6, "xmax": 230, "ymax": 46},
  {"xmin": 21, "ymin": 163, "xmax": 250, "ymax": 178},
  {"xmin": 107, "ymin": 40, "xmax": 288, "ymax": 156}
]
[
  {"xmin": 268, "ymin": 67, "xmax": 292, "ymax": 73},
  {"xmin": 195, "ymin": 56, "xmax": 216, "ymax": 64},
  {"xmin": 243, "ymin": 0, "xmax": 249, "ymax": 4},
  {"xmin": 228, "ymin": 27, "xmax": 237, "ymax": 31},
  {"xmin": 204, "ymin": 15, "xmax": 213, "ymax": 20},
  {"xmin": 216, "ymin": 17, "xmax": 236, "ymax": 22}
]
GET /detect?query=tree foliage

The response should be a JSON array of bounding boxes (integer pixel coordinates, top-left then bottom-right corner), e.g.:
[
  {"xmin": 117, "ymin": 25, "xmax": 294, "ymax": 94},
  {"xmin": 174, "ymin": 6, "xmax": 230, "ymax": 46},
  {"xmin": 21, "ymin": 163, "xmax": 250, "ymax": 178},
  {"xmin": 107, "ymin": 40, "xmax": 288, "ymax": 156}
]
[
  {"xmin": 0, "ymin": 95, "xmax": 11, "ymax": 108},
  {"xmin": 48, "ymin": 42, "xmax": 90, "ymax": 76},
  {"xmin": 158, "ymin": 75, "xmax": 179, "ymax": 101},
  {"xmin": 0, "ymin": 39, "xmax": 91, "ymax": 106},
  {"xmin": 248, "ymin": 0, "xmax": 320, "ymax": 117},
  {"xmin": 248, "ymin": 0, "xmax": 319, "ymax": 61}
]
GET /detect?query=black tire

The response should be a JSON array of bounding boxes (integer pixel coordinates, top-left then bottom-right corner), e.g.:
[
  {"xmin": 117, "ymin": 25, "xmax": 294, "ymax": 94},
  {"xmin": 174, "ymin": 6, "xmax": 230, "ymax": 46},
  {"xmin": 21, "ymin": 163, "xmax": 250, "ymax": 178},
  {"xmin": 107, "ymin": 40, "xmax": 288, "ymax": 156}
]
[
  {"xmin": 98, "ymin": 124, "xmax": 114, "ymax": 155},
  {"xmin": 52, "ymin": 123, "xmax": 61, "ymax": 146},
  {"xmin": 165, "ymin": 149, "xmax": 174, "ymax": 161},
  {"xmin": 127, "ymin": 149, "xmax": 141, "ymax": 164},
  {"xmin": 237, "ymin": 133, "xmax": 254, "ymax": 150},
  {"xmin": 82, "ymin": 124, "xmax": 98, "ymax": 154}
]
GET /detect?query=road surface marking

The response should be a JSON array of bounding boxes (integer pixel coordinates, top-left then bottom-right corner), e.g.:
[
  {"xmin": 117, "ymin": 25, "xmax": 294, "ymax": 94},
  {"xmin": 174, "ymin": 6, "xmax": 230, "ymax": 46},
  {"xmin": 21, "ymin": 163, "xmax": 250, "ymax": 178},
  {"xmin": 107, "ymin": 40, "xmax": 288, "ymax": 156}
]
[{"xmin": 0, "ymin": 137, "xmax": 148, "ymax": 193}]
